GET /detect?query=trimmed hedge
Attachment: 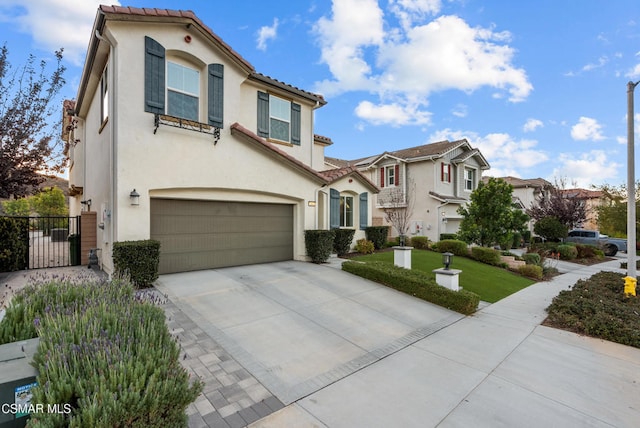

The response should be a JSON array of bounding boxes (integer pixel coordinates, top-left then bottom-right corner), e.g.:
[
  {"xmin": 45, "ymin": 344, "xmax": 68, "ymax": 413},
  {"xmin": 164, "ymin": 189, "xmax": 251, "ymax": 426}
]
[
  {"xmin": 365, "ymin": 226, "xmax": 390, "ymax": 249},
  {"xmin": 518, "ymin": 264, "xmax": 543, "ymax": 280},
  {"xmin": 557, "ymin": 244, "xmax": 578, "ymax": 260},
  {"xmin": 440, "ymin": 233, "xmax": 457, "ymax": 241},
  {"xmin": 410, "ymin": 236, "xmax": 429, "ymax": 250},
  {"xmin": 470, "ymin": 246, "xmax": 501, "ymax": 266},
  {"xmin": 0, "ymin": 216, "xmax": 28, "ymax": 272},
  {"xmin": 523, "ymin": 252, "xmax": 541, "ymax": 266},
  {"xmin": 0, "ymin": 277, "xmax": 202, "ymax": 426},
  {"xmin": 433, "ymin": 239, "xmax": 469, "ymax": 256},
  {"xmin": 113, "ymin": 240, "xmax": 160, "ymax": 288},
  {"xmin": 342, "ymin": 261, "xmax": 479, "ymax": 315},
  {"xmin": 305, "ymin": 229, "xmax": 335, "ymax": 263},
  {"xmin": 333, "ymin": 228, "xmax": 355, "ymax": 256}
]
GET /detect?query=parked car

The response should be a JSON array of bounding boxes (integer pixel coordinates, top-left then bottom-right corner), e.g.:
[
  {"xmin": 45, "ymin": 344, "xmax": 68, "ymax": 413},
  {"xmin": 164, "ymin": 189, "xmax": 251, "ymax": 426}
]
[{"xmin": 565, "ymin": 229, "xmax": 627, "ymax": 256}]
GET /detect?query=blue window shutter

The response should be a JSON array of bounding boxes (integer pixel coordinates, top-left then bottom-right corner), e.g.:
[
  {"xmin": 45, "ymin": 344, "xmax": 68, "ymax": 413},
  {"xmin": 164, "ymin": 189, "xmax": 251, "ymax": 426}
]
[
  {"xmin": 330, "ymin": 189, "xmax": 340, "ymax": 229},
  {"xmin": 208, "ymin": 63, "xmax": 224, "ymax": 128},
  {"xmin": 144, "ymin": 36, "xmax": 165, "ymax": 114},
  {"xmin": 291, "ymin": 102, "xmax": 301, "ymax": 145},
  {"xmin": 257, "ymin": 91, "xmax": 269, "ymax": 138},
  {"xmin": 359, "ymin": 192, "xmax": 368, "ymax": 230}
]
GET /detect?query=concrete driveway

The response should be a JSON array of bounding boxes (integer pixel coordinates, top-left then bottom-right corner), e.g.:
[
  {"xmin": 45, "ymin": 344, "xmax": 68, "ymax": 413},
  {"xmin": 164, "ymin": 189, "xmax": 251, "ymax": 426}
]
[{"xmin": 155, "ymin": 261, "xmax": 463, "ymax": 404}]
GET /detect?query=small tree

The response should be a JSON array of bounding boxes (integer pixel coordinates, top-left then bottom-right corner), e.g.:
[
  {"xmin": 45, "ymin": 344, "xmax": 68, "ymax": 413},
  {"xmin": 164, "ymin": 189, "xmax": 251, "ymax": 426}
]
[
  {"xmin": 533, "ymin": 216, "xmax": 568, "ymax": 241},
  {"xmin": 457, "ymin": 177, "xmax": 528, "ymax": 247},
  {"xmin": 379, "ymin": 180, "xmax": 415, "ymax": 246},
  {"xmin": 30, "ymin": 187, "xmax": 68, "ymax": 217},
  {"xmin": 0, "ymin": 44, "xmax": 66, "ymax": 199},
  {"xmin": 527, "ymin": 178, "xmax": 587, "ymax": 230}
]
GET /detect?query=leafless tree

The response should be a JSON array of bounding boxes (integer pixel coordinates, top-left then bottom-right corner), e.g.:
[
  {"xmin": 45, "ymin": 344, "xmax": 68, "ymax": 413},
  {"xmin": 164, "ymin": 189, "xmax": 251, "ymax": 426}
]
[{"xmin": 379, "ymin": 180, "xmax": 415, "ymax": 246}]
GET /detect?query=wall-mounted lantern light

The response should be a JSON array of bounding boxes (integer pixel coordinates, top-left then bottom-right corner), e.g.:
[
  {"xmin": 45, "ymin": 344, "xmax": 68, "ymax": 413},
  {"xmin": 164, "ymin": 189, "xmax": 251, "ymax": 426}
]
[
  {"xmin": 442, "ymin": 252, "xmax": 453, "ymax": 270},
  {"xmin": 129, "ymin": 189, "xmax": 140, "ymax": 206}
]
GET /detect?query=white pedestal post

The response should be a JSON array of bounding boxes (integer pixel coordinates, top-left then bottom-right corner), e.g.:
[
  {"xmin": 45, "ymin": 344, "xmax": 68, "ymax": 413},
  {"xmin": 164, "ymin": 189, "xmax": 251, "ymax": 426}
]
[
  {"xmin": 432, "ymin": 268, "xmax": 462, "ymax": 291},
  {"xmin": 393, "ymin": 246, "xmax": 413, "ymax": 269}
]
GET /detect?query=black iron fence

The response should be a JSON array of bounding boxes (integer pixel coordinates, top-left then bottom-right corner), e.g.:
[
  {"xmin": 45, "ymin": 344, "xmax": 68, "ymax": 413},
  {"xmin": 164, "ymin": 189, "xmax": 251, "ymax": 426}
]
[{"xmin": 0, "ymin": 216, "xmax": 81, "ymax": 270}]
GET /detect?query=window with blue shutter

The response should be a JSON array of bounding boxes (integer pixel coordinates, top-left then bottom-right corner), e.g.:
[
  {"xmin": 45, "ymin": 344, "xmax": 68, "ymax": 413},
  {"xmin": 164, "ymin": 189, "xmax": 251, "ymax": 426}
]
[
  {"xmin": 330, "ymin": 189, "xmax": 340, "ymax": 229},
  {"xmin": 257, "ymin": 91, "xmax": 270, "ymax": 138},
  {"xmin": 144, "ymin": 36, "xmax": 165, "ymax": 114},
  {"xmin": 359, "ymin": 192, "xmax": 368, "ymax": 230},
  {"xmin": 291, "ymin": 103, "xmax": 301, "ymax": 145},
  {"xmin": 256, "ymin": 91, "xmax": 301, "ymax": 144},
  {"xmin": 208, "ymin": 63, "xmax": 224, "ymax": 128}
]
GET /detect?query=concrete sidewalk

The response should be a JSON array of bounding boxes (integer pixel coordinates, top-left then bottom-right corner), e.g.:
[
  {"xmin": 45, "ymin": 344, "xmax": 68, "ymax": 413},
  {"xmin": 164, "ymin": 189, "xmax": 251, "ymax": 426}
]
[{"xmin": 251, "ymin": 258, "xmax": 640, "ymax": 427}]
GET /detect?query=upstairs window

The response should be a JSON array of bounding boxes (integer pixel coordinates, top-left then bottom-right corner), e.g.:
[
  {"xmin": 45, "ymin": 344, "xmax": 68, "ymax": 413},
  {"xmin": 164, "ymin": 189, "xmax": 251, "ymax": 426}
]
[
  {"xmin": 100, "ymin": 65, "xmax": 109, "ymax": 125},
  {"xmin": 380, "ymin": 164, "xmax": 400, "ymax": 188},
  {"xmin": 441, "ymin": 163, "xmax": 451, "ymax": 183},
  {"xmin": 257, "ymin": 91, "xmax": 301, "ymax": 145},
  {"xmin": 144, "ymin": 36, "xmax": 224, "ymax": 128},
  {"xmin": 464, "ymin": 168, "xmax": 475, "ymax": 191},
  {"xmin": 167, "ymin": 61, "xmax": 199, "ymax": 121}
]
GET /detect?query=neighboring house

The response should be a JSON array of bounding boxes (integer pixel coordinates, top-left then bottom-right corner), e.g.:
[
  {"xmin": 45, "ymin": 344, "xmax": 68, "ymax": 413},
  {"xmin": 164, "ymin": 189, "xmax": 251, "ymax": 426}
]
[
  {"xmin": 65, "ymin": 6, "xmax": 377, "ymax": 275},
  {"xmin": 482, "ymin": 176, "xmax": 552, "ymax": 233},
  {"xmin": 560, "ymin": 188, "xmax": 604, "ymax": 230},
  {"xmin": 325, "ymin": 139, "xmax": 490, "ymax": 243}
]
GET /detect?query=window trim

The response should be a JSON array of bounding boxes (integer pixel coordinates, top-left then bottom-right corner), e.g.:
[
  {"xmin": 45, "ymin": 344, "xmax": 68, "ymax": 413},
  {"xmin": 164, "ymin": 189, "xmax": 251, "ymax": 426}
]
[
  {"xmin": 166, "ymin": 60, "xmax": 200, "ymax": 122},
  {"xmin": 100, "ymin": 64, "xmax": 109, "ymax": 130},
  {"xmin": 268, "ymin": 93, "xmax": 292, "ymax": 144},
  {"xmin": 464, "ymin": 167, "xmax": 476, "ymax": 191},
  {"xmin": 441, "ymin": 162, "xmax": 451, "ymax": 183},
  {"xmin": 384, "ymin": 165, "xmax": 396, "ymax": 187},
  {"xmin": 340, "ymin": 195, "xmax": 354, "ymax": 228}
]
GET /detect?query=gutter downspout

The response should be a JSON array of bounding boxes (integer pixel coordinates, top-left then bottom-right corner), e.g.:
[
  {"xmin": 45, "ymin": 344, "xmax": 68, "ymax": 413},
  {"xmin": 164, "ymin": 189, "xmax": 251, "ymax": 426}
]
[{"xmin": 95, "ymin": 29, "xmax": 116, "ymax": 274}]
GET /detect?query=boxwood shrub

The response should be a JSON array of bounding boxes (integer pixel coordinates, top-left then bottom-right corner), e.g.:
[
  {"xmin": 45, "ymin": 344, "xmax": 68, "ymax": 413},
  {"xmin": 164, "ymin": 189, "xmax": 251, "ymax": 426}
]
[
  {"xmin": 523, "ymin": 252, "xmax": 541, "ymax": 266},
  {"xmin": 342, "ymin": 261, "xmax": 479, "ymax": 315},
  {"xmin": 113, "ymin": 240, "xmax": 161, "ymax": 288},
  {"xmin": 355, "ymin": 238, "xmax": 375, "ymax": 254},
  {"xmin": 518, "ymin": 264, "xmax": 543, "ymax": 280},
  {"xmin": 433, "ymin": 239, "xmax": 469, "ymax": 256},
  {"xmin": 305, "ymin": 229, "xmax": 335, "ymax": 263},
  {"xmin": 557, "ymin": 244, "xmax": 578, "ymax": 260},
  {"xmin": 365, "ymin": 226, "xmax": 390, "ymax": 250},
  {"xmin": 410, "ymin": 236, "xmax": 429, "ymax": 250},
  {"xmin": 333, "ymin": 228, "xmax": 355, "ymax": 256},
  {"xmin": 0, "ymin": 277, "xmax": 202, "ymax": 426},
  {"xmin": 470, "ymin": 246, "xmax": 501, "ymax": 265}
]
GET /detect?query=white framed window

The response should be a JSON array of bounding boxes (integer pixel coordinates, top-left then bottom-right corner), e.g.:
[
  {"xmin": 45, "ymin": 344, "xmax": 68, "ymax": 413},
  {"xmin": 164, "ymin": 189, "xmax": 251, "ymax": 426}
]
[
  {"xmin": 441, "ymin": 162, "xmax": 451, "ymax": 183},
  {"xmin": 385, "ymin": 165, "xmax": 396, "ymax": 187},
  {"xmin": 464, "ymin": 168, "xmax": 475, "ymax": 191},
  {"xmin": 100, "ymin": 65, "xmax": 108, "ymax": 125},
  {"xmin": 269, "ymin": 94, "xmax": 291, "ymax": 142},
  {"xmin": 340, "ymin": 195, "xmax": 353, "ymax": 228},
  {"xmin": 167, "ymin": 61, "xmax": 199, "ymax": 121}
]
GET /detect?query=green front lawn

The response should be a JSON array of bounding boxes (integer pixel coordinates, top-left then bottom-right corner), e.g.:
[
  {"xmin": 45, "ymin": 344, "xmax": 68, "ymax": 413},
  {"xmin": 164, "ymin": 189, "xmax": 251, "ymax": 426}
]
[{"xmin": 352, "ymin": 250, "xmax": 536, "ymax": 303}]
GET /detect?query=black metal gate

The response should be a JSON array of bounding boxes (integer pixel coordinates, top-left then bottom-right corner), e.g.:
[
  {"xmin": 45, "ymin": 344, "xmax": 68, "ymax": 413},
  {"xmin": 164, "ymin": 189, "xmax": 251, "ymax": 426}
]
[{"xmin": 1, "ymin": 216, "xmax": 81, "ymax": 270}]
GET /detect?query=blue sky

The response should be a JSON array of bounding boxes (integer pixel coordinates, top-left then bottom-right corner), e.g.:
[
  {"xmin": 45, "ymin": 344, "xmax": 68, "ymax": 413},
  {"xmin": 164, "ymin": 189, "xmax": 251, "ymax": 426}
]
[{"xmin": 1, "ymin": 0, "xmax": 639, "ymax": 188}]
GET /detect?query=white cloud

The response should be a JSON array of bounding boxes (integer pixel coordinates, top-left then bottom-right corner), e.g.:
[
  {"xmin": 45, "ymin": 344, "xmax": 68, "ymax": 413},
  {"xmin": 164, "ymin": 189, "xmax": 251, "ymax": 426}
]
[
  {"xmin": 428, "ymin": 128, "xmax": 549, "ymax": 175},
  {"xmin": 523, "ymin": 118, "xmax": 543, "ymax": 132},
  {"xmin": 313, "ymin": 2, "xmax": 532, "ymax": 127},
  {"xmin": 571, "ymin": 116, "xmax": 605, "ymax": 141},
  {"xmin": 355, "ymin": 100, "xmax": 431, "ymax": 126},
  {"xmin": 0, "ymin": 0, "xmax": 113, "ymax": 65},
  {"xmin": 552, "ymin": 151, "xmax": 620, "ymax": 187},
  {"xmin": 452, "ymin": 104, "xmax": 467, "ymax": 118},
  {"xmin": 627, "ymin": 63, "xmax": 640, "ymax": 79},
  {"xmin": 582, "ymin": 56, "xmax": 608, "ymax": 72},
  {"xmin": 257, "ymin": 18, "xmax": 279, "ymax": 51}
]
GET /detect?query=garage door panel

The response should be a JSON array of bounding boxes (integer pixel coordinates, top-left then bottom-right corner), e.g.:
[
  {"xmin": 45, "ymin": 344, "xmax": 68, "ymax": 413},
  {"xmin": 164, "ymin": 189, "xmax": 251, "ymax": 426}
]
[{"xmin": 150, "ymin": 199, "xmax": 294, "ymax": 274}]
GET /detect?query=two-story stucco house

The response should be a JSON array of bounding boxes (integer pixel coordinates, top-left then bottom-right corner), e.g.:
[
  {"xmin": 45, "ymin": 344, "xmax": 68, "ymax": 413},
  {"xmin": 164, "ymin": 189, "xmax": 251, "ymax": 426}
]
[
  {"xmin": 66, "ymin": 6, "xmax": 377, "ymax": 274},
  {"xmin": 326, "ymin": 139, "xmax": 490, "ymax": 243}
]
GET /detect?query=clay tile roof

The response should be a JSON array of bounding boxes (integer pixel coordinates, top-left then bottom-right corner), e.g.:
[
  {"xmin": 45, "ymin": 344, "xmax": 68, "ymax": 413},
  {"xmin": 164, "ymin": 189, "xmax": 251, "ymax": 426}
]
[
  {"xmin": 98, "ymin": 5, "xmax": 254, "ymax": 71},
  {"xmin": 314, "ymin": 134, "xmax": 333, "ymax": 145},
  {"xmin": 324, "ymin": 156, "xmax": 351, "ymax": 168},
  {"xmin": 318, "ymin": 166, "xmax": 379, "ymax": 192},
  {"xmin": 229, "ymin": 123, "xmax": 328, "ymax": 184}
]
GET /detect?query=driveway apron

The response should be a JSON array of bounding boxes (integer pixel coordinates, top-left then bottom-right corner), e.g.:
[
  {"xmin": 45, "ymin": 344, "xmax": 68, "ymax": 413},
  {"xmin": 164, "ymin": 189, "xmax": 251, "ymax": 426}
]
[{"xmin": 155, "ymin": 261, "xmax": 463, "ymax": 404}]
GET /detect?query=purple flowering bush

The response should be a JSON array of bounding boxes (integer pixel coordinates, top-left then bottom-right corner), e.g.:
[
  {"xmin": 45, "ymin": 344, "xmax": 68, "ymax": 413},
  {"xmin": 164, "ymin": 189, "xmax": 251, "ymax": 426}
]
[{"xmin": 0, "ymin": 276, "xmax": 202, "ymax": 427}]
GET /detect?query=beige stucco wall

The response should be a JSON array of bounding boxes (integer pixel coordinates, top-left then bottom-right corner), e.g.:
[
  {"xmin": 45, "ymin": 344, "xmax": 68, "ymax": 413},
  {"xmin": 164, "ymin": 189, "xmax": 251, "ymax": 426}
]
[{"xmin": 72, "ymin": 18, "xmax": 364, "ymax": 272}]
